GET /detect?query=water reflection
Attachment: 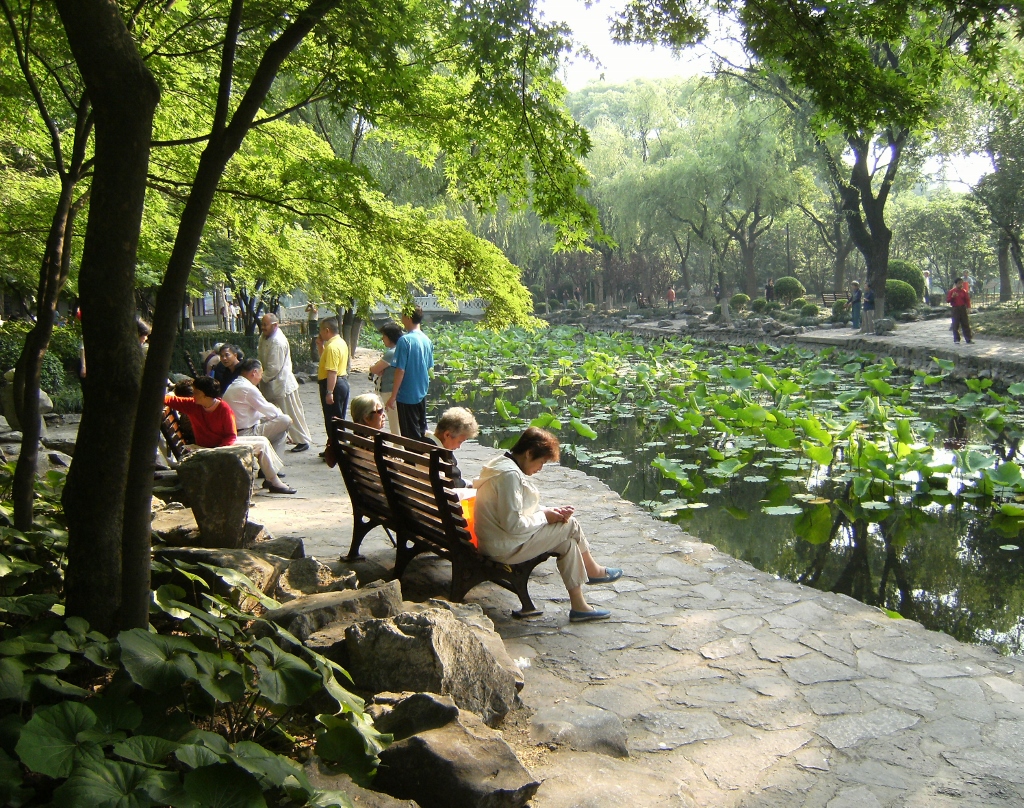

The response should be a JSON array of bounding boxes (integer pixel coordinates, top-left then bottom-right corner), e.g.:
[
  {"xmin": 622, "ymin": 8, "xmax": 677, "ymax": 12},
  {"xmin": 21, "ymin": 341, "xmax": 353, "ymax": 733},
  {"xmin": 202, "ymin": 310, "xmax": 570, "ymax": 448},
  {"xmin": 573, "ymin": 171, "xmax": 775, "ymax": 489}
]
[{"xmin": 430, "ymin": 365, "xmax": 1024, "ymax": 654}]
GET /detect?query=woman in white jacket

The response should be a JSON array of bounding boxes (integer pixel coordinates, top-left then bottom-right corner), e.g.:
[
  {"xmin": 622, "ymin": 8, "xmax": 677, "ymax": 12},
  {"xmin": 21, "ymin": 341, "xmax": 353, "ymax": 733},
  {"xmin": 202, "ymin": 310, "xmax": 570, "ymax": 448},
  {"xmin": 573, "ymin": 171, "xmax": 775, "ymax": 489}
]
[{"xmin": 473, "ymin": 427, "xmax": 622, "ymax": 622}]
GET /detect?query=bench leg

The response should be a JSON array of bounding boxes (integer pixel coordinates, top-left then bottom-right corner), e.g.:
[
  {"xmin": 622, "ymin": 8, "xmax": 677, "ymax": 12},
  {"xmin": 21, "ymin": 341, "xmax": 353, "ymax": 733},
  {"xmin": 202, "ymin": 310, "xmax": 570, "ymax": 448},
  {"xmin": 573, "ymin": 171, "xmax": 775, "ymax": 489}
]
[
  {"xmin": 344, "ymin": 512, "xmax": 376, "ymax": 562},
  {"xmin": 507, "ymin": 562, "xmax": 545, "ymax": 618},
  {"xmin": 449, "ymin": 555, "xmax": 491, "ymax": 605},
  {"xmin": 392, "ymin": 533, "xmax": 427, "ymax": 581}
]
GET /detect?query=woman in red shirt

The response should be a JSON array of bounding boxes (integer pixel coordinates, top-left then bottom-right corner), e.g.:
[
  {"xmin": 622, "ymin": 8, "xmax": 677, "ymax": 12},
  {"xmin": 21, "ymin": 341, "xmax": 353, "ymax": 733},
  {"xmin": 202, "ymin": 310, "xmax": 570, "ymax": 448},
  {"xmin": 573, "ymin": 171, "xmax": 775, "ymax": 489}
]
[{"xmin": 165, "ymin": 376, "xmax": 295, "ymax": 493}]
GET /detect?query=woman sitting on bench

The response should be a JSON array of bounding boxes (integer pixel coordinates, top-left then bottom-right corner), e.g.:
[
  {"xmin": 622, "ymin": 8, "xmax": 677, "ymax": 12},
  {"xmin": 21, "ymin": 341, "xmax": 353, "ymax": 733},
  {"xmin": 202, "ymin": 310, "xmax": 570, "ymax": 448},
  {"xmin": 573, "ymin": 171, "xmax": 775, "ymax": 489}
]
[
  {"xmin": 165, "ymin": 376, "xmax": 295, "ymax": 494},
  {"xmin": 351, "ymin": 393, "xmax": 387, "ymax": 430},
  {"xmin": 473, "ymin": 427, "xmax": 622, "ymax": 623}
]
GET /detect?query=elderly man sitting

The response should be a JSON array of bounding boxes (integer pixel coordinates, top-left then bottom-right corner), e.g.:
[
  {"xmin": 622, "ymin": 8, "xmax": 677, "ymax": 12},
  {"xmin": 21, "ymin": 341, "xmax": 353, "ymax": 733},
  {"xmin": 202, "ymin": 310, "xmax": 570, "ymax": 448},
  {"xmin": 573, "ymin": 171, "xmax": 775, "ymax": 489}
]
[{"xmin": 223, "ymin": 358, "xmax": 292, "ymax": 457}]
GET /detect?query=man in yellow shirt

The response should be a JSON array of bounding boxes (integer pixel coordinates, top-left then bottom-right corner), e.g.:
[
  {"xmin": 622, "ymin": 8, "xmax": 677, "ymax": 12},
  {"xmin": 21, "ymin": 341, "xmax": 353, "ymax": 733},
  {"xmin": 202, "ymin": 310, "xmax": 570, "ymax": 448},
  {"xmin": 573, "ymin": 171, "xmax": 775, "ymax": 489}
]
[{"xmin": 317, "ymin": 317, "xmax": 350, "ymax": 450}]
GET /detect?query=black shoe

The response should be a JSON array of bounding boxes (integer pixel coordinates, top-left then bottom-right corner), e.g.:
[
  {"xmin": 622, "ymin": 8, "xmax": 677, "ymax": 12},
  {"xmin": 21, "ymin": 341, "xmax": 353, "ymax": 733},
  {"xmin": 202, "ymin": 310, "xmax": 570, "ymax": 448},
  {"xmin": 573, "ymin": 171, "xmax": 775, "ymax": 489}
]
[
  {"xmin": 966, "ymin": 339, "xmax": 973, "ymax": 344},
  {"xmin": 318, "ymin": 450, "xmax": 327, "ymax": 458},
  {"xmin": 290, "ymin": 443, "xmax": 309, "ymax": 453},
  {"xmin": 263, "ymin": 481, "xmax": 296, "ymax": 494}
]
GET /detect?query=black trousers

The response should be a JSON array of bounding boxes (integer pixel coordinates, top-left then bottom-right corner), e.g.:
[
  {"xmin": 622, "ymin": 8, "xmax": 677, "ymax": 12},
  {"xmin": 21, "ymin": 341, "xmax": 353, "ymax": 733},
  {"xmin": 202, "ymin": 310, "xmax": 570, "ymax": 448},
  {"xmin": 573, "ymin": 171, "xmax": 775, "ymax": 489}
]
[
  {"xmin": 951, "ymin": 306, "xmax": 972, "ymax": 342},
  {"xmin": 319, "ymin": 376, "xmax": 350, "ymax": 439},
  {"xmin": 397, "ymin": 399, "xmax": 427, "ymax": 440}
]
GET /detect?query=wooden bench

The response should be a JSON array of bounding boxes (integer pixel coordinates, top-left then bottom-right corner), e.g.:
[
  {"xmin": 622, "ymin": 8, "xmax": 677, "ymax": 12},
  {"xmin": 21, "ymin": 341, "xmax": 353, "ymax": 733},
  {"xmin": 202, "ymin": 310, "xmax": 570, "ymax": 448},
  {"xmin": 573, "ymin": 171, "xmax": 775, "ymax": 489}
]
[
  {"xmin": 160, "ymin": 406, "xmax": 193, "ymax": 463},
  {"xmin": 821, "ymin": 292, "xmax": 849, "ymax": 307},
  {"xmin": 332, "ymin": 419, "xmax": 555, "ymax": 617}
]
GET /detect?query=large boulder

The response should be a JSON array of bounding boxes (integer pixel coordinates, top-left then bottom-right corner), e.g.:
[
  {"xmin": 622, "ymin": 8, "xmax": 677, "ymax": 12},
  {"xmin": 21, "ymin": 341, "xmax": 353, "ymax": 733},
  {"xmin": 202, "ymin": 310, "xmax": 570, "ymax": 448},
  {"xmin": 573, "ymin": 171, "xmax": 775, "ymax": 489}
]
[
  {"xmin": 874, "ymin": 317, "xmax": 896, "ymax": 334},
  {"xmin": 372, "ymin": 693, "xmax": 539, "ymax": 808},
  {"xmin": 176, "ymin": 445, "xmax": 256, "ymax": 549},
  {"xmin": 403, "ymin": 600, "xmax": 524, "ymax": 692},
  {"xmin": 275, "ymin": 557, "xmax": 358, "ymax": 602},
  {"xmin": 303, "ymin": 758, "xmax": 416, "ymax": 807},
  {"xmin": 345, "ymin": 608, "xmax": 518, "ymax": 727},
  {"xmin": 265, "ymin": 579, "xmax": 404, "ymax": 642},
  {"xmin": 153, "ymin": 547, "xmax": 287, "ymax": 612}
]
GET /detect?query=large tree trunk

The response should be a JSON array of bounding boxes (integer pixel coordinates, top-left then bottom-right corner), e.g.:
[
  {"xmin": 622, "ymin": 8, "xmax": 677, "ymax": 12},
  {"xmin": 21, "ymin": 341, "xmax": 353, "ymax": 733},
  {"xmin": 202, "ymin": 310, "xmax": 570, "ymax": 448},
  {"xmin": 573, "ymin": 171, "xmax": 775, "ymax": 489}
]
[
  {"xmin": 998, "ymin": 232, "xmax": 1012, "ymax": 302},
  {"xmin": 56, "ymin": 0, "xmax": 159, "ymax": 636}
]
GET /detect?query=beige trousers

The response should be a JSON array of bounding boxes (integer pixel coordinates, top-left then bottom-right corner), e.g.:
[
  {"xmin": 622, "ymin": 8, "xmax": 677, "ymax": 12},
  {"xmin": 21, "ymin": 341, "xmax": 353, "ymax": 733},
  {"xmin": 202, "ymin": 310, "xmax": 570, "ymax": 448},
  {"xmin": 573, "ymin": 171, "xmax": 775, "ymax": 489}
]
[
  {"xmin": 491, "ymin": 516, "xmax": 590, "ymax": 591},
  {"xmin": 269, "ymin": 388, "xmax": 313, "ymax": 445}
]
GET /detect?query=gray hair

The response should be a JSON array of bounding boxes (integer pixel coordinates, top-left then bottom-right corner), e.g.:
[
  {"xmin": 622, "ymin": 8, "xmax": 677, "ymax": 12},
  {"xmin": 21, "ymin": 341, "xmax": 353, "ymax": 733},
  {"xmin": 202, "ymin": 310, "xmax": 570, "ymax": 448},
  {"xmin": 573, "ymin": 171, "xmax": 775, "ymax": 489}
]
[
  {"xmin": 436, "ymin": 407, "xmax": 479, "ymax": 440},
  {"xmin": 350, "ymin": 393, "xmax": 384, "ymax": 426}
]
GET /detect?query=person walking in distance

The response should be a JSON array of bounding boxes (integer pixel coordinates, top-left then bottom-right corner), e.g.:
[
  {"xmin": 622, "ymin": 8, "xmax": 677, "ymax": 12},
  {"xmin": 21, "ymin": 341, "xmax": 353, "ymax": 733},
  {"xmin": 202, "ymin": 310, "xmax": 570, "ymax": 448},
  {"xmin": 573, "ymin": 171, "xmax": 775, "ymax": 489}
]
[
  {"xmin": 317, "ymin": 317, "xmax": 350, "ymax": 452},
  {"xmin": 258, "ymin": 313, "xmax": 313, "ymax": 452},
  {"xmin": 386, "ymin": 306, "xmax": 433, "ymax": 440},
  {"xmin": 947, "ymin": 276, "xmax": 973, "ymax": 344},
  {"xmin": 666, "ymin": 287, "xmax": 676, "ymax": 310},
  {"xmin": 848, "ymin": 281, "xmax": 862, "ymax": 330}
]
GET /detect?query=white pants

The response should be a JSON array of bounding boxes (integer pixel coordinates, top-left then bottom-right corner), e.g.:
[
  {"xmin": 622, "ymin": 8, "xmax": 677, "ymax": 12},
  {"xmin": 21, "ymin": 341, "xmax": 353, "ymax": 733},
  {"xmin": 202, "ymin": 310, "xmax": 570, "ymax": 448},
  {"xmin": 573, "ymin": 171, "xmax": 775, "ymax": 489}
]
[
  {"xmin": 490, "ymin": 517, "xmax": 590, "ymax": 591},
  {"xmin": 235, "ymin": 436, "xmax": 284, "ymax": 483},
  {"xmin": 269, "ymin": 389, "xmax": 313, "ymax": 445},
  {"xmin": 238, "ymin": 413, "xmax": 291, "ymax": 456}
]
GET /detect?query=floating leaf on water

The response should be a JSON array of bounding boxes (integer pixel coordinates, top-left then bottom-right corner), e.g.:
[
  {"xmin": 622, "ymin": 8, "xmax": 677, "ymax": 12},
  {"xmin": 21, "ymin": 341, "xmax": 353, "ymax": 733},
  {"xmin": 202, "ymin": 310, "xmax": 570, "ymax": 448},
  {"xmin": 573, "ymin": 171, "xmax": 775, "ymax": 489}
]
[
  {"xmin": 703, "ymin": 487, "xmax": 721, "ymax": 494},
  {"xmin": 861, "ymin": 501, "xmax": 891, "ymax": 510},
  {"xmin": 743, "ymin": 475, "xmax": 770, "ymax": 483},
  {"xmin": 763, "ymin": 505, "xmax": 803, "ymax": 516},
  {"xmin": 1000, "ymin": 544, "xmax": 1021, "ymax": 551}
]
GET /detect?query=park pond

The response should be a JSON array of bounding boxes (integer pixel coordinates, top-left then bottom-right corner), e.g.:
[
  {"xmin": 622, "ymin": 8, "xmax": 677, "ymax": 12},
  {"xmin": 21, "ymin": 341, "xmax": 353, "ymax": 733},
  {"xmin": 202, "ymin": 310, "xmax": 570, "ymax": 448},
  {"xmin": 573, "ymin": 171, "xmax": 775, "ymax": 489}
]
[{"xmin": 424, "ymin": 323, "xmax": 1024, "ymax": 654}]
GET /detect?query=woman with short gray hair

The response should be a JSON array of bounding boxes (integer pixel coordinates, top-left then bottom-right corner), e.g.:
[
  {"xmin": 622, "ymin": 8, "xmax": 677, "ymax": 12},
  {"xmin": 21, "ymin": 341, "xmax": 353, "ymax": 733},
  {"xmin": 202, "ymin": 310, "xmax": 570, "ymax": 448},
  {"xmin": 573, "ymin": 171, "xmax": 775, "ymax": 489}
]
[{"xmin": 427, "ymin": 407, "xmax": 479, "ymax": 488}]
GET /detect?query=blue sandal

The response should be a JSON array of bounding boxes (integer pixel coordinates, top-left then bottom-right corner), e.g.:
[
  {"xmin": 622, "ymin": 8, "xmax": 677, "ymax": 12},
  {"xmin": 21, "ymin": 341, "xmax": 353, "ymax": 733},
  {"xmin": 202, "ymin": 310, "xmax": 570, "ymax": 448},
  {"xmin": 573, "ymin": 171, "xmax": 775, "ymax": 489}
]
[
  {"xmin": 569, "ymin": 608, "xmax": 611, "ymax": 623},
  {"xmin": 587, "ymin": 567, "xmax": 622, "ymax": 585}
]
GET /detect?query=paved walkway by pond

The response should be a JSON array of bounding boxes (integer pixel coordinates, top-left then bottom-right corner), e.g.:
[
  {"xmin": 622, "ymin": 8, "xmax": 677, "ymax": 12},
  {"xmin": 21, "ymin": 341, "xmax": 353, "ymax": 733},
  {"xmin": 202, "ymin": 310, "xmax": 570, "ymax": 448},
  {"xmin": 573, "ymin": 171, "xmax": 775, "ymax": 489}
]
[{"xmin": 245, "ymin": 346, "xmax": 1024, "ymax": 808}]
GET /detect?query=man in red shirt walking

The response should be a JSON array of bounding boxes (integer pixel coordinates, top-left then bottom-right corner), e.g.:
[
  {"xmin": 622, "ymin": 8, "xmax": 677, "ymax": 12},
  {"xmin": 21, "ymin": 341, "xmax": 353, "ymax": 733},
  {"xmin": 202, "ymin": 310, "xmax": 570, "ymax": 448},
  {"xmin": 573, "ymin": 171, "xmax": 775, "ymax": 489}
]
[{"xmin": 946, "ymin": 277, "xmax": 973, "ymax": 345}]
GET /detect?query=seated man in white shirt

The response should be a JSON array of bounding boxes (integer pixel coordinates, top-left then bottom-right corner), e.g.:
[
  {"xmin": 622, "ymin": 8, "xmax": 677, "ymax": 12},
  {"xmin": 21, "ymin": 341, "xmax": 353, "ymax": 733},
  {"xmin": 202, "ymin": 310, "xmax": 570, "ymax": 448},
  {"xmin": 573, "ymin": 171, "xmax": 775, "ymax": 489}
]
[{"xmin": 223, "ymin": 358, "xmax": 292, "ymax": 457}]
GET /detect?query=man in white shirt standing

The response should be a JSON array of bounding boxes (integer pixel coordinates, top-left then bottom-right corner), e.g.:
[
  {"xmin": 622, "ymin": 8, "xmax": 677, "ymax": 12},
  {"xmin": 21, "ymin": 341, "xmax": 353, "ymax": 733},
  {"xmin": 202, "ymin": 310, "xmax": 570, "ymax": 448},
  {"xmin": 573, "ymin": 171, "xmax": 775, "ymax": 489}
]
[
  {"xmin": 258, "ymin": 313, "xmax": 313, "ymax": 452},
  {"xmin": 224, "ymin": 358, "xmax": 292, "ymax": 457}
]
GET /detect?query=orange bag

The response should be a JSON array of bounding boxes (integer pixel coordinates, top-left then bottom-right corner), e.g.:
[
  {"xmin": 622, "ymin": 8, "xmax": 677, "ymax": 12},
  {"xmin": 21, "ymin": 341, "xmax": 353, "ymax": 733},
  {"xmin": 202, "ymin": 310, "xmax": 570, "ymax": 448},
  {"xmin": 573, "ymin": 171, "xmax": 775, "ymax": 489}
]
[{"xmin": 459, "ymin": 492, "xmax": 479, "ymax": 547}]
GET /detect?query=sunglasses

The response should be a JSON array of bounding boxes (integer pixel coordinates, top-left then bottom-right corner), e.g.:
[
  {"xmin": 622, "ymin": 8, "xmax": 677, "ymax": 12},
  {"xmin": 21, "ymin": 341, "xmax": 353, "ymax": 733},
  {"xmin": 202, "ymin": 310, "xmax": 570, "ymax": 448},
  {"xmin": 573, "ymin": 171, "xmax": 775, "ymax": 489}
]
[{"xmin": 372, "ymin": 408, "xmax": 385, "ymax": 415}]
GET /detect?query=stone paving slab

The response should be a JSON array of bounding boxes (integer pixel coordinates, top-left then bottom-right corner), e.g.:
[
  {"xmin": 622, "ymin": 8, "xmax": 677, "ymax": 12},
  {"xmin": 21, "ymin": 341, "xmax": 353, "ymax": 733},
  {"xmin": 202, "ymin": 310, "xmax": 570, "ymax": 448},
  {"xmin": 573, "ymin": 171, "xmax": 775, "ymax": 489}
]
[{"xmin": 246, "ymin": 348, "xmax": 1024, "ymax": 807}]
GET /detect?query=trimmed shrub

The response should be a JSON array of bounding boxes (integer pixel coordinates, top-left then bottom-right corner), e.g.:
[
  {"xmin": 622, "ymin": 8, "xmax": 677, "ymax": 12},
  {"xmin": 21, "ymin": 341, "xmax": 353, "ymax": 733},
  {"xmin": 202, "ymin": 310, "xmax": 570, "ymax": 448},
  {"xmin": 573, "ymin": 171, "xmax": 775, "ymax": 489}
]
[
  {"xmin": 887, "ymin": 260, "xmax": 925, "ymax": 300},
  {"xmin": 750, "ymin": 297, "xmax": 768, "ymax": 313},
  {"xmin": 711, "ymin": 304, "xmax": 722, "ymax": 321},
  {"xmin": 789, "ymin": 297, "xmax": 807, "ymax": 310},
  {"xmin": 730, "ymin": 293, "xmax": 750, "ymax": 310},
  {"xmin": 885, "ymin": 279, "xmax": 918, "ymax": 313},
  {"xmin": 801, "ymin": 303, "xmax": 820, "ymax": 318},
  {"xmin": 773, "ymin": 276, "xmax": 806, "ymax": 303},
  {"xmin": 766, "ymin": 301, "xmax": 783, "ymax": 313},
  {"xmin": 584, "ymin": 303, "xmax": 595, "ymax": 312},
  {"xmin": 832, "ymin": 300, "xmax": 848, "ymax": 322},
  {"xmin": 548, "ymin": 298, "xmax": 562, "ymax": 310}
]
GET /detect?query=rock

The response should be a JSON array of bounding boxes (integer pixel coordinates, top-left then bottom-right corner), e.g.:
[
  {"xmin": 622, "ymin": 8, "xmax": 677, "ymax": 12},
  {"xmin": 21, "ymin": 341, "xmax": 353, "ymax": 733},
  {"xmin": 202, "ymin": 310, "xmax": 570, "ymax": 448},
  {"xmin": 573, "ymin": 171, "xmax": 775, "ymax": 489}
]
[
  {"xmin": 374, "ymin": 698, "xmax": 539, "ymax": 808},
  {"xmin": 268, "ymin": 579, "xmax": 404, "ymax": 641},
  {"xmin": 250, "ymin": 536, "xmax": 305, "ymax": 560},
  {"xmin": 176, "ymin": 445, "xmax": 256, "ymax": 549},
  {"xmin": 153, "ymin": 525, "xmax": 202, "ymax": 547},
  {"xmin": 658, "ymin": 320, "xmax": 673, "ymax": 328},
  {"xmin": 153, "ymin": 547, "xmax": 287, "ymax": 612},
  {"xmin": 0, "ymin": 384, "xmax": 50, "ymax": 431},
  {"xmin": 345, "ymin": 608, "xmax": 518, "ymax": 726},
  {"xmin": 275, "ymin": 557, "xmax": 358, "ymax": 602},
  {"xmin": 41, "ymin": 437, "xmax": 76, "ymax": 455},
  {"xmin": 0, "ymin": 430, "xmax": 23, "ymax": 444},
  {"xmin": 47, "ymin": 451, "xmax": 72, "ymax": 468},
  {"xmin": 370, "ymin": 692, "xmax": 462, "ymax": 740},
  {"xmin": 304, "ymin": 758, "xmax": 417, "ymax": 807},
  {"xmin": 403, "ymin": 600, "xmax": 524, "ymax": 692},
  {"xmin": 242, "ymin": 520, "xmax": 273, "ymax": 545},
  {"xmin": 874, "ymin": 318, "xmax": 895, "ymax": 334},
  {"xmin": 531, "ymin": 703, "xmax": 629, "ymax": 758}
]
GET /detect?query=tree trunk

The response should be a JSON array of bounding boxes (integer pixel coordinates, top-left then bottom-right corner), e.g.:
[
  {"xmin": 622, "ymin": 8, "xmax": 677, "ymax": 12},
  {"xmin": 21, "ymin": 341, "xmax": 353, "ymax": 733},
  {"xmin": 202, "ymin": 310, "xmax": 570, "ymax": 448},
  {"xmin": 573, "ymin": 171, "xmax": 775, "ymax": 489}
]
[
  {"xmin": 56, "ymin": 0, "xmax": 160, "ymax": 636},
  {"xmin": 341, "ymin": 307, "xmax": 363, "ymax": 370},
  {"xmin": 998, "ymin": 232, "xmax": 1012, "ymax": 302},
  {"xmin": 11, "ymin": 183, "xmax": 75, "ymax": 530}
]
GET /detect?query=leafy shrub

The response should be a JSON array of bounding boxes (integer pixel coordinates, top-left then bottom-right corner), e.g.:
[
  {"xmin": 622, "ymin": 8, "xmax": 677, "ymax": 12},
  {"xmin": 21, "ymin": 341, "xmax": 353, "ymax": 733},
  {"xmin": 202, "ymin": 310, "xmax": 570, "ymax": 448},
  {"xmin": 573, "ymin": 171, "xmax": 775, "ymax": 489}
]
[
  {"xmin": 885, "ymin": 278, "xmax": 918, "ymax": 313},
  {"xmin": 887, "ymin": 260, "xmax": 925, "ymax": 300},
  {"xmin": 534, "ymin": 301, "xmax": 549, "ymax": 315},
  {"xmin": 801, "ymin": 303, "xmax": 820, "ymax": 318},
  {"xmin": 832, "ymin": 300, "xmax": 848, "ymax": 322},
  {"xmin": 750, "ymin": 297, "xmax": 768, "ymax": 313},
  {"xmin": 584, "ymin": 303, "xmax": 595, "ymax": 312},
  {"xmin": 766, "ymin": 301, "xmax": 783, "ymax": 313},
  {"xmin": 50, "ymin": 386, "xmax": 83, "ymax": 414},
  {"xmin": 788, "ymin": 297, "xmax": 807, "ymax": 310},
  {"xmin": 711, "ymin": 304, "xmax": 722, "ymax": 321},
  {"xmin": 0, "ymin": 327, "xmax": 67, "ymax": 393},
  {"xmin": 730, "ymin": 293, "xmax": 750, "ymax": 310},
  {"xmin": 548, "ymin": 298, "xmax": 562, "ymax": 310},
  {"xmin": 566, "ymin": 300, "xmax": 579, "ymax": 310},
  {"xmin": 773, "ymin": 276, "xmax": 806, "ymax": 303}
]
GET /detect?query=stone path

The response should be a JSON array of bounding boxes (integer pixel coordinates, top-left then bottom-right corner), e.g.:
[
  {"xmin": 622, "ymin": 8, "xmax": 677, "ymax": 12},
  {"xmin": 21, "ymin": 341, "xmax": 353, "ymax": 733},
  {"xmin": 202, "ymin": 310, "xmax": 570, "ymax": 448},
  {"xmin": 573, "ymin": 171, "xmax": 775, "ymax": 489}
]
[{"xmin": 244, "ymin": 345, "xmax": 1024, "ymax": 808}]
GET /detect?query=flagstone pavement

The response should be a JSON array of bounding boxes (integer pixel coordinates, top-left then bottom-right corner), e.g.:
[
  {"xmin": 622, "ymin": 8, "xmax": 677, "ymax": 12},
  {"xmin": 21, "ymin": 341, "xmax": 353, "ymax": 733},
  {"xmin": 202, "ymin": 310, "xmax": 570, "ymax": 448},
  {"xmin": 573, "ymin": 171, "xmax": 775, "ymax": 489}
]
[{"xmin": 244, "ymin": 339, "xmax": 1024, "ymax": 808}]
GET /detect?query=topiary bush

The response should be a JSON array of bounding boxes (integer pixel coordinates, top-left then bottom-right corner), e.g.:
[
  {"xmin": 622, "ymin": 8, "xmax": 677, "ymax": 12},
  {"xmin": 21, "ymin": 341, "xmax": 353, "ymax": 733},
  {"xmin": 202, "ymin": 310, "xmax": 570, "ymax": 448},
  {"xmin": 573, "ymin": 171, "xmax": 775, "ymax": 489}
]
[
  {"xmin": 773, "ymin": 276, "xmax": 806, "ymax": 303},
  {"xmin": 832, "ymin": 300, "xmax": 848, "ymax": 322},
  {"xmin": 801, "ymin": 303, "xmax": 820, "ymax": 318},
  {"xmin": 885, "ymin": 279, "xmax": 918, "ymax": 313},
  {"xmin": 766, "ymin": 301, "xmax": 783, "ymax": 314},
  {"xmin": 711, "ymin": 304, "xmax": 722, "ymax": 321},
  {"xmin": 887, "ymin": 260, "xmax": 925, "ymax": 300},
  {"xmin": 789, "ymin": 297, "xmax": 807, "ymax": 310},
  {"xmin": 584, "ymin": 303, "xmax": 595, "ymax": 312},
  {"xmin": 750, "ymin": 297, "xmax": 768, "ymax": 314},
  {"xmin": 730, "ymin": 293, "xmax": 750, "ymax": 310},
  {"xmin": 548, "ymin": 298, "xmax": 562, "ymax": 310}
]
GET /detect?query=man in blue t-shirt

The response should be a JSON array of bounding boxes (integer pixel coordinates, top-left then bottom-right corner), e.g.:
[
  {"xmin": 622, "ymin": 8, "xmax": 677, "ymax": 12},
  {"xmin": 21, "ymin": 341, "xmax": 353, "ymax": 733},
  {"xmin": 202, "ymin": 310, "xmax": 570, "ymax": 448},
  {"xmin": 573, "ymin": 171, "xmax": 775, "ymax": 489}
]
[{"xmin": 386, "ymin": 306, "xmax": 434, "ymax": 440}]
